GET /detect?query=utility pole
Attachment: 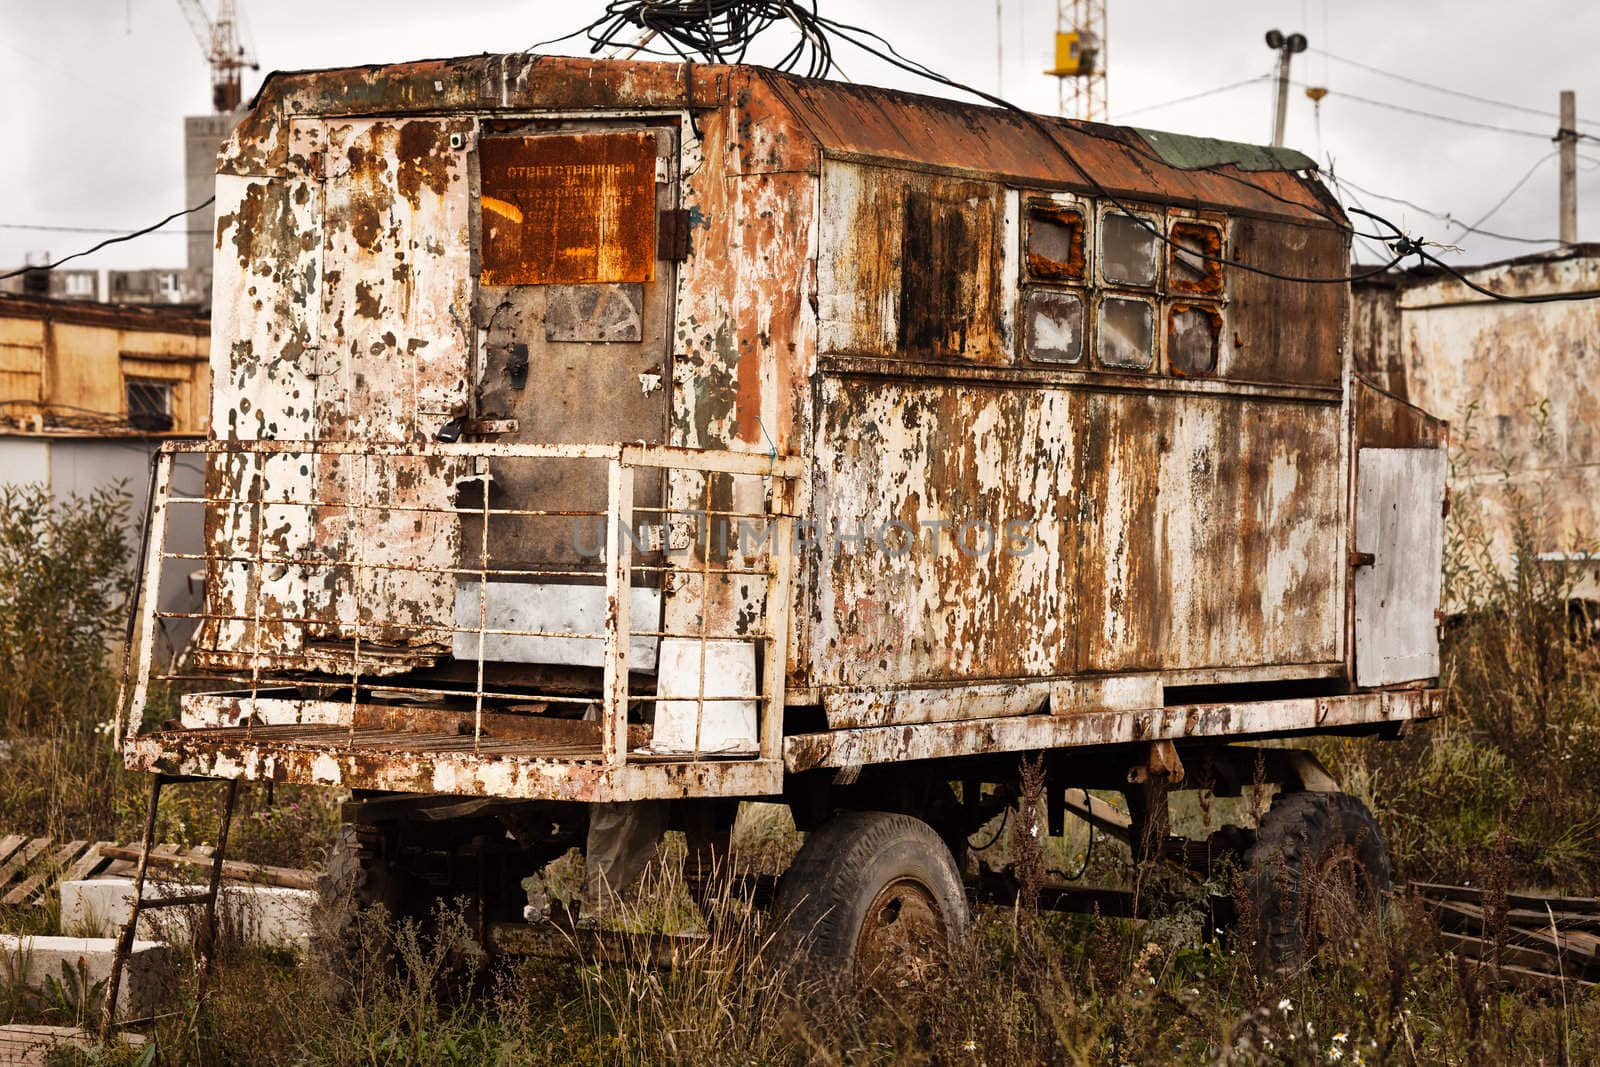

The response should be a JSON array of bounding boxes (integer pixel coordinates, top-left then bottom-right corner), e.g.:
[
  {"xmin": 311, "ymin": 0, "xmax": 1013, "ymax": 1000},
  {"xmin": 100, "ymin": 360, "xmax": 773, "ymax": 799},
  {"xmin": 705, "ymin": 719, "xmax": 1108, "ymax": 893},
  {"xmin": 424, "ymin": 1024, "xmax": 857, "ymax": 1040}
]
[
  {"xmin": 1264, "ymin": 29, "xmax": 1307, "ymax": 147},
  {"xmin": 1559, "ymin": 89, "xmax": 1578, "ymax": 245}
]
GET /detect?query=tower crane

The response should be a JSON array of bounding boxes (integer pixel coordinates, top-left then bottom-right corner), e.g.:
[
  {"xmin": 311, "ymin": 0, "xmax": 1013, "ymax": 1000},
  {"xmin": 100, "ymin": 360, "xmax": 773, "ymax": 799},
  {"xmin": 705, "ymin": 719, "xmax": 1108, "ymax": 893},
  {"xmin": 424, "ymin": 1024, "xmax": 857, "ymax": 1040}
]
[
  {"xmin": 176, "ymin": 0, "xmax": 259, "ymax": 112},
  {"xmin": 1046, "ymin": 0, "xmax": 1107, "ymax": 121}
]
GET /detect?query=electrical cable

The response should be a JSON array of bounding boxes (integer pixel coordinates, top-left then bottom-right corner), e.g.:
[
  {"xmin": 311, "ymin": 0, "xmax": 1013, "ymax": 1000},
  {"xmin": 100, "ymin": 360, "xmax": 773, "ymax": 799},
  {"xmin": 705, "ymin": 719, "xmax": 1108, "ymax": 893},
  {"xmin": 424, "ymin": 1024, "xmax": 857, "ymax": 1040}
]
[
  {"xmin": 1050, "ymin": 815, "xmax": 1094, "ymax": 882},
  {"xmin": 0, "ymin": 198, "xmax": 215, "ymax": 281},
  {"xmin": 0, "ymin": 223, "xmax": 207, "ymax": 236},
  {"xmin": 1307, "ymin": 47, "xmax": 1571, "ymax": 124},
  {"xmin": 1332, "ymin": 171, "xmax": 1562, "ymax": 246},
  {"xmin": 1459, "ymin": 151, "xmax": 1558, "ymax": 236},
  {"xmin": 1354, "ymin": 208, "xmax": 1600, "ymax": 303},
  {"xmin": 969, "ymin": 807, "xmax": 1010, "ymax": 852},
  {"xmin": 1288, "ymin": 80, "xmax": 1552, "ymax": 141},
  {"xmin": 1109, "ymin": 73, "xmax": 1272, "ymax": 121}
]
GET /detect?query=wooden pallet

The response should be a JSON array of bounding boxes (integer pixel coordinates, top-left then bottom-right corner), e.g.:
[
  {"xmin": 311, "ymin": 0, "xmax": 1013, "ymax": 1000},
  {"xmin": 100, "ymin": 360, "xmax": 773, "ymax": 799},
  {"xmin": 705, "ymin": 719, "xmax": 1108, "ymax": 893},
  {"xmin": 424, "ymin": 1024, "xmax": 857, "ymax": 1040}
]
[
  {"xmin": 1412, "ymin": 881, "xmax": 1600, "ymax": 987},
  {"xmin": 0, "ymin": 1024, "xmax": 148, "ymax": 1066},
  {"xmin": 0, "ymin": 836, "xmax": 228, "ymax": 909}
]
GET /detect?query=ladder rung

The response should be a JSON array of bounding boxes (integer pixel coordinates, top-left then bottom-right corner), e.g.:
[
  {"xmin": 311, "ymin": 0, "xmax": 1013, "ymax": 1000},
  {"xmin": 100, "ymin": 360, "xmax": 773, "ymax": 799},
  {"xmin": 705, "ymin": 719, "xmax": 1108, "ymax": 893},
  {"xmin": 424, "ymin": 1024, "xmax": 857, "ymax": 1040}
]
[{"xmin": 137, "ymin": 893, "xmax": 213, "ymax": 912}]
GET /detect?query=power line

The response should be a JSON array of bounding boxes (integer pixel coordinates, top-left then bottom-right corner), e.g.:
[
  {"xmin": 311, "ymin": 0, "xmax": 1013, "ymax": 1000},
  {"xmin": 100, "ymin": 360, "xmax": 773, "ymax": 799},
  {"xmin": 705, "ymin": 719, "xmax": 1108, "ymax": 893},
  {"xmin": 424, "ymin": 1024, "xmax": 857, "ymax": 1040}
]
[
  {"xmin": 1110, "ymin": 74, "xmax": 1271, "ymax": 121},
  {"xmin": 1308, "ymin": 47, "xmax": 1564, "ymax": 123},
  {"xmin": 1331, "ymin": 171, "xmax": 1561, "ymax": 246},
  {"xmin": 0, "ymin": 198, "xmax": 215, "ymax": 281},
  {"xmin": 1295, "ymin": 82, "xmax": 1553, "ymax": 141},
  {"xmin": 0, "ymin": 223, "xmax": 204, "ymax": 236},
  {"xmin": 1460, "ymin": 152, "xmax": 1557, "ymax": 235}
]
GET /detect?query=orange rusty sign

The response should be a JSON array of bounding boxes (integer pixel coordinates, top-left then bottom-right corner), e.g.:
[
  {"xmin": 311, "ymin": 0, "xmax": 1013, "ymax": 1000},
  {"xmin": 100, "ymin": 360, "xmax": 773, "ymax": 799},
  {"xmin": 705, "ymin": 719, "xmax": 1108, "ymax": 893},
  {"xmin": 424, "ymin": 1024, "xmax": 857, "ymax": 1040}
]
[{"xmin": 479, "ymin": 131, "xmax": 658, "ymax": 286}]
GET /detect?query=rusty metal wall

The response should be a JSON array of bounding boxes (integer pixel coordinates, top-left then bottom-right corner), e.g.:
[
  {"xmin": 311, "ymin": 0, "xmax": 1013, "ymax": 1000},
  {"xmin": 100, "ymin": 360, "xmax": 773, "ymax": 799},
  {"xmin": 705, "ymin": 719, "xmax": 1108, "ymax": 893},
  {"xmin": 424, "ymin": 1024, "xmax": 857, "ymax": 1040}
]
[{"xmin": 806, "ymin": 376, "xmax": 1345, "ymax": 691}]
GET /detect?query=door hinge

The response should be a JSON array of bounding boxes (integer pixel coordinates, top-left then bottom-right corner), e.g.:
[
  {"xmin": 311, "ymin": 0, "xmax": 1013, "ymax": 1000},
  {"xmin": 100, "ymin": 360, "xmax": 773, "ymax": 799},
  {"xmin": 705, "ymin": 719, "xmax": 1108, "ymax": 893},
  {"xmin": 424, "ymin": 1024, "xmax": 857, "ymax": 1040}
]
[
  {"xmin": 658, "ymin": 209, "xmax": 691, "ymax": 262},
  {"xmin": 1350, "ymin": 550, "xmax": 1376, "ymax": 568}
]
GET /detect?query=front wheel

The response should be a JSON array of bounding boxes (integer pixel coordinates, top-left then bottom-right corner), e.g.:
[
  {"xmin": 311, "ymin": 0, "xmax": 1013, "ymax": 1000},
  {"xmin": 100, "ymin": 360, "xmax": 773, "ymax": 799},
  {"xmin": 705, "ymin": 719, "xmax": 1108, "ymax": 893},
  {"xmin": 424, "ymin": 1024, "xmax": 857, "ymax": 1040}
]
[{"xmin": 773, "ymin": 810, "xmax": 969, "ymax": 986}]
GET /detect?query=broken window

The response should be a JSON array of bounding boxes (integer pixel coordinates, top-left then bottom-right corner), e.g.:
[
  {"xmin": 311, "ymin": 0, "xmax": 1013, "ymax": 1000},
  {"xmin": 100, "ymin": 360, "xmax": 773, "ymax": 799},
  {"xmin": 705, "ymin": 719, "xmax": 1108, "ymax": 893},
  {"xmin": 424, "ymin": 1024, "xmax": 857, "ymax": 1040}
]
[
  {"xmin": 126, "ymin": 378, "xmax": 174, "ymax": 431},
  {"xmin": 1024, "ymin": 289, "xmax": 1084, "ymax": 364},
  {"xmin": 478, "ymin": 131, "xmax": 658, "ymax": 286},
  {"xmin": 1098, "ymin": 296, "xmax": 1154, "ymax": 370},
  {"xmin": 1169, "ymin": 305, "xmax": 1222, "ymax": 375},
  {"xmin": 1101, "ymin": 212, "xmax": 1160, "ymax": 288},
  {"xmin": 1026, "ymin": 203, "xmax": 1086, "ymax": 281},
  {"xmin": 1169, "ymin": 221, "xmax": 1224, "ymax": 294}
]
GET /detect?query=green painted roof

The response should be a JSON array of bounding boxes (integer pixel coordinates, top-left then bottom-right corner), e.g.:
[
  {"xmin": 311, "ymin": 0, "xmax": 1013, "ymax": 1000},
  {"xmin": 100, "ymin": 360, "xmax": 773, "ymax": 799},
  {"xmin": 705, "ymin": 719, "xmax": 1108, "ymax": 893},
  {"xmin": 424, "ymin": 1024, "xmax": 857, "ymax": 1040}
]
[{"xmin": 1133, "ymin": 128, "xmax": 1318, "ymax": 173}]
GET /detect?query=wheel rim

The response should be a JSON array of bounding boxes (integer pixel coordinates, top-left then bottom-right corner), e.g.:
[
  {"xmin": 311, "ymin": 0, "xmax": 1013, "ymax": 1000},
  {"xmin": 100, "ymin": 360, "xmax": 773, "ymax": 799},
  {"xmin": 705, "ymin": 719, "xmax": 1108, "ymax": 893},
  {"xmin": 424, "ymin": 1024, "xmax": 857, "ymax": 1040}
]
[{"xmin": 855, "ymin": 877, "xmax": 945, "ymax": 987}]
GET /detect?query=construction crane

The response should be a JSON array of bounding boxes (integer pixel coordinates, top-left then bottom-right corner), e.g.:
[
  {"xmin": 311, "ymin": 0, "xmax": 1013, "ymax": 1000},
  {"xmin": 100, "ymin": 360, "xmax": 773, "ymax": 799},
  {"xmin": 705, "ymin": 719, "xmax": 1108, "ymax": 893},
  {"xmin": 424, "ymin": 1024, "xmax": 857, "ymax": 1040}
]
[
  {"xmin": 176, "ymin": 0, "xmax": 259, "ymax": 113},
  {"xmin": 1046, "ymin": 0, "xmax": 1107, "ymax": 122}
]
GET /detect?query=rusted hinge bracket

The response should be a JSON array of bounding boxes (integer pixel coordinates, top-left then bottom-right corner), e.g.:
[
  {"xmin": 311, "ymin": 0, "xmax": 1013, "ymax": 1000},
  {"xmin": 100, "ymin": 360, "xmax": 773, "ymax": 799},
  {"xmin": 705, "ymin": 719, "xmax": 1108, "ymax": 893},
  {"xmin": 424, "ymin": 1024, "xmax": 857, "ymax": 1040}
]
[
  {"xmin": 658, "ymin": 209, "xmax": 691, "ymax": 262},
  {"xmin": 1349, "ymin": 550, "xmax": 1376, "ymax": 568}
]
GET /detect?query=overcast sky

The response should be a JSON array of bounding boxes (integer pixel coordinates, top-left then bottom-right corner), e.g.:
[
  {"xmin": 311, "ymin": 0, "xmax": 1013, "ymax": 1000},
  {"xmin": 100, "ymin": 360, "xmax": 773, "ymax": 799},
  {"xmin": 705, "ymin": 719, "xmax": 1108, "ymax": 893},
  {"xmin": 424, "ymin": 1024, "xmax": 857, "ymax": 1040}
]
[{"xmin": 3, "ymin": 0, "xmax": 1597, "ymax": 272}]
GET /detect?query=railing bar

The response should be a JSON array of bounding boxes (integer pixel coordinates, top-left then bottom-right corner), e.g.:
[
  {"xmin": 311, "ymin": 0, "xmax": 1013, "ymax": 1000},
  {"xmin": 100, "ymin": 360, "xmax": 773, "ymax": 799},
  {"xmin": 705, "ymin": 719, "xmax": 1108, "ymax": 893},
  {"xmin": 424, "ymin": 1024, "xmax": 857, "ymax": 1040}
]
[
  {"xmin": 693, "ymin": 472, "xmax": 713, "ymax": 762},
  {"xmin": 164, "ymin": 496, "xmax": 610, "ymax": 519},
  {"xmin": 345, "ymin": 453, "xmax": 369, "ymax": 748},
  {"xmin": 474, "ymin": 459, "xmax": 491, "ymax": 752}
]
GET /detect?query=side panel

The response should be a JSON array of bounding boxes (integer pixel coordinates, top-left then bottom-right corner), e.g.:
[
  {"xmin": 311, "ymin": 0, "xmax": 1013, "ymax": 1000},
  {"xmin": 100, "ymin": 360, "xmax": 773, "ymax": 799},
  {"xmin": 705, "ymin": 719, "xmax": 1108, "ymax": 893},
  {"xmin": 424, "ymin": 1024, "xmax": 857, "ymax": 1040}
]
[
  {"xmin": 816, "ymin": 162, "xmax": 1007, "ymax": 365},
  {"xmin": 198, "ymin": 165, "xmax": 322, "ymax": 665},
  {"xmin": 807, "ymin": 376, "xmax": 1345, "ymax": 691},
  {"xmin": 1355, "ymin": 447, "xmax": 1446, "ymax": 686}
]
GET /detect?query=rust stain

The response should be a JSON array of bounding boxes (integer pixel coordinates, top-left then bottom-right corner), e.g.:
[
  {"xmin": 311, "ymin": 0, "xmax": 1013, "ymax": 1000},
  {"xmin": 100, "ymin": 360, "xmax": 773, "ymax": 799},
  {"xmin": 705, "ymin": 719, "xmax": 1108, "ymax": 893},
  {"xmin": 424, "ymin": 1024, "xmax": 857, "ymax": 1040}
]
[
  {"xmin": 1025, "ymin": 201, "xmax": 1087, "ymax": 280},
  {"xmin": 1168, "ymin": 220, "xmax": 1224, "ymax": 295}
]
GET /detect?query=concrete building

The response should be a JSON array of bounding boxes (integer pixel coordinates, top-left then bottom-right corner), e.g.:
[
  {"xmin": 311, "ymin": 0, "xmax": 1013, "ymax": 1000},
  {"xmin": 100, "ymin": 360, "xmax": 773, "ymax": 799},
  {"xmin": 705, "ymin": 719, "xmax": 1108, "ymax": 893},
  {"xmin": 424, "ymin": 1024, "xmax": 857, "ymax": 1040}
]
[
  {"xmin": 1352, "ymin": 245, "xmax": 1600, "ymax": 600},
  {"xmin": 185, "ymin": 111, "xmax": 244, "ymax": 299},
  {"xmin": 0, "ymin": 292, "xmax": 211, "ymax": 649}
]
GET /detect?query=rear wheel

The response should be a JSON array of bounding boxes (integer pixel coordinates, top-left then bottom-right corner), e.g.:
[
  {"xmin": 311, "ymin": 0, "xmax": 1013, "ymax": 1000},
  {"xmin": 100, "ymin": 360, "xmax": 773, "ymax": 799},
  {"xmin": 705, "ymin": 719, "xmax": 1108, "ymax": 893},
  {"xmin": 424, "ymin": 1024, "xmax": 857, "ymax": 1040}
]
[
  {"xmin": 773, "ymin": 810, "xmax": 968, "ymax": 986},
  {"xmin": 1242, "ymin": 790, "xmax": 1392, "ymax": 972}
]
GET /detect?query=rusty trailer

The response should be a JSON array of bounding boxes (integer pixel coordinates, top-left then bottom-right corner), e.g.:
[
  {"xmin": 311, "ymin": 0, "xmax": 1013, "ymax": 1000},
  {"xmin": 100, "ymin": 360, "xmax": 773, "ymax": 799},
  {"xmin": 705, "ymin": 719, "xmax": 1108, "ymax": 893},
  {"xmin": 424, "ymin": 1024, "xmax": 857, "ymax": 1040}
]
[{"xmin": 117, "ymin": 52, "xmax": 1448, "ymax": 975}]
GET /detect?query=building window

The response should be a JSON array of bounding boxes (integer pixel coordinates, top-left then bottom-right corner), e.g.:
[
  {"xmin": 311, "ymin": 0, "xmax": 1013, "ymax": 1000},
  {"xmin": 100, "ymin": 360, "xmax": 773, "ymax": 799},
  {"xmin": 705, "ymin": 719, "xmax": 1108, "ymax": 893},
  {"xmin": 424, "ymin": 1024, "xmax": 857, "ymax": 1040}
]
[
  {"xmin": 1025, "ymin": 203, "xmax": 1086, "ymax": 281},
  {"xmin": 1169, "ymin": 304, "xmax": 1222, "ymax": 375},
  {"xmin": 126, "ymin": 378, "xmax": 174, "ymax": 431},
  {"xmin": 1169, "ymin": 221, "xmax": 1224, "ymax": 294},
  {"xmin": 1098, "ymin": 296, "xmax": 1155, "ymax": 370},
  {"xmin": 1024, "ymin": 289, "xmax": 1084, "ymax": 364},
  {"xmin": 1100, "ymin": 212, "xmax": 1160, "ymax": 288}
]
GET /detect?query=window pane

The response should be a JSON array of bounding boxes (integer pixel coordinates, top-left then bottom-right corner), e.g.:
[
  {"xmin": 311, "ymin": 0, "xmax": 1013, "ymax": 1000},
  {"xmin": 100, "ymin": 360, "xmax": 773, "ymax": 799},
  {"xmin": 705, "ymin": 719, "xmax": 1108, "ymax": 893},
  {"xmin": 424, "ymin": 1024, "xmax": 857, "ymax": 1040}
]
[
  {"xmin": 1024, "ymin": 289, "xmax": 1084, "ymax": 363},
  {"xmin": 126, "ymin": 379, "xmax": 174, "ymax": 431},
  {"xmin": 1169, "ymin": 305, "xmax": 1221, "ymax": 374},
  {"xmin": 1026, "ymin": 205, "xmax": 1085, "ymax": 280},
  {"xmin": 1098, "ymin": 297, "xmax": 1154, "ymax": 369},
  {"xmin": 1170, "ymin": 221, "xmax": 1224, "ymax": 294},
  {"xmin": 1101, "ymin": 213, "xmax": 1159, "ymax": 287}
]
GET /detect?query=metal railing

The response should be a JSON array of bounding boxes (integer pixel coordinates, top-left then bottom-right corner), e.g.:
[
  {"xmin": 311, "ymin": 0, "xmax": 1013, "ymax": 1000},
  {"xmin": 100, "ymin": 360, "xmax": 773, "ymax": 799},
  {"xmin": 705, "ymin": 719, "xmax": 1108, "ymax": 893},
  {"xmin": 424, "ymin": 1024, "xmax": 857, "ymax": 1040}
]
[{"xmin": 121, "ymin": 439, "xmax": 801, "ymax": 771}]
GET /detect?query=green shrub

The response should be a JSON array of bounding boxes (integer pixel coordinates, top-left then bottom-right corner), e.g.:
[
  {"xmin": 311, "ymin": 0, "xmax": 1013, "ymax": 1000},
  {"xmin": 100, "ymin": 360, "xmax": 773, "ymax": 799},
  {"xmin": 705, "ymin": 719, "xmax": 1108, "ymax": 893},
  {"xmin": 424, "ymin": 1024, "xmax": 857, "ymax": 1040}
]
[{"xmin": 0, "ymin": 482, "xmax": 133, "ymax": 734}]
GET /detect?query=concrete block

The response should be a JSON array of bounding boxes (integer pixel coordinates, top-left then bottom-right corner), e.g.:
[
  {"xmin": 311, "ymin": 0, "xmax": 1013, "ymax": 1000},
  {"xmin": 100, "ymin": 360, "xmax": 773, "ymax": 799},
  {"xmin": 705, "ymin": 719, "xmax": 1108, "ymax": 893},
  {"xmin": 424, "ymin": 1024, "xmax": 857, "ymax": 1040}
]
[
  {"xmin": 59, "ymin": 878, "xmax": 315, "ymax": 949},
  {"xmin": 0, "ymin": 935, "xmax": 170, "ymax": 1022}
]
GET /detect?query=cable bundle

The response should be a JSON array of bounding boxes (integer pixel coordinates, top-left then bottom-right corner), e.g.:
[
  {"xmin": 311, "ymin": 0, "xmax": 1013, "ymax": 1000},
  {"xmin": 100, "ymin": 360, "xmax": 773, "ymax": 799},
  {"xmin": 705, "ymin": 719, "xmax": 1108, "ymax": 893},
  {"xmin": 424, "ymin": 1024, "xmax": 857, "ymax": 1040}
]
[{"xmin": 581, "ymin": 0, "xmax": 836, "ymax": 78}]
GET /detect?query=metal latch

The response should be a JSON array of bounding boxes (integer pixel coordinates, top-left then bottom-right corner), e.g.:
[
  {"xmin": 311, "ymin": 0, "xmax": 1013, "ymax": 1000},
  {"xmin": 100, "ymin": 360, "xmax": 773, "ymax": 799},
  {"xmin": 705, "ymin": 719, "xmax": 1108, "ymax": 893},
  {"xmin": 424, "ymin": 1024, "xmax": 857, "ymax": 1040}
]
[
  {"xmin": 1350, "ymin": 550, "xmax": 1376, "ymax": 568},
  {"xmin": 658, "ymin": 209, "xmax": 691, "ymax": 262}
]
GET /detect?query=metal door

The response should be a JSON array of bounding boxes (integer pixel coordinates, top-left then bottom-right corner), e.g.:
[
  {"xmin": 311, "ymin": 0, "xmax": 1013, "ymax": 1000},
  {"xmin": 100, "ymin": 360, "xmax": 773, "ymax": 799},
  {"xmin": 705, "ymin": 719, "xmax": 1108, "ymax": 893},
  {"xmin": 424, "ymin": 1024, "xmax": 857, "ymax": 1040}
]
[
  {"xmin": 1354, "ymin": 447, "xmax": 1447, "ymax": 686},
  {"xmin": 463, "ymin": 122, "xmax": 680, "ymax": 666}
]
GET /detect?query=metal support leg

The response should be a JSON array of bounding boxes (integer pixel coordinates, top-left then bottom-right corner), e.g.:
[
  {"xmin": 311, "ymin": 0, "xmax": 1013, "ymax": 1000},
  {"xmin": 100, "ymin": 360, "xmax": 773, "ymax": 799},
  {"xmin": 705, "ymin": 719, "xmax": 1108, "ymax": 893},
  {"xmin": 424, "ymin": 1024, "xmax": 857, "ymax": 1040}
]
[
  {"xmin": 100, "ymin": 775, "xmax": 163, "ymax": 1041},
  {"xmin": 197, "ymin": 778, "xmax": 240, "ymax": 975}
]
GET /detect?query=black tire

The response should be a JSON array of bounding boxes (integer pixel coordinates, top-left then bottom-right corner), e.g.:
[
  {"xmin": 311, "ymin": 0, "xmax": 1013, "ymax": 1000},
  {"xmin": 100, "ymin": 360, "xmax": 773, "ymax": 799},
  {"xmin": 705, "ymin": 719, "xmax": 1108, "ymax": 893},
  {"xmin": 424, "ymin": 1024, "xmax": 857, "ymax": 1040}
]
[
  {"xmin": 1243, "ymin": 790, "xmax": 1392, "ymax": 972},
  {"xmin": 773, "ymin": 810, "xmax": 969, "ymax": 986},
  {"xmin": 316, "ymin": 823, "xmax": 404, "ymax": 961}
]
